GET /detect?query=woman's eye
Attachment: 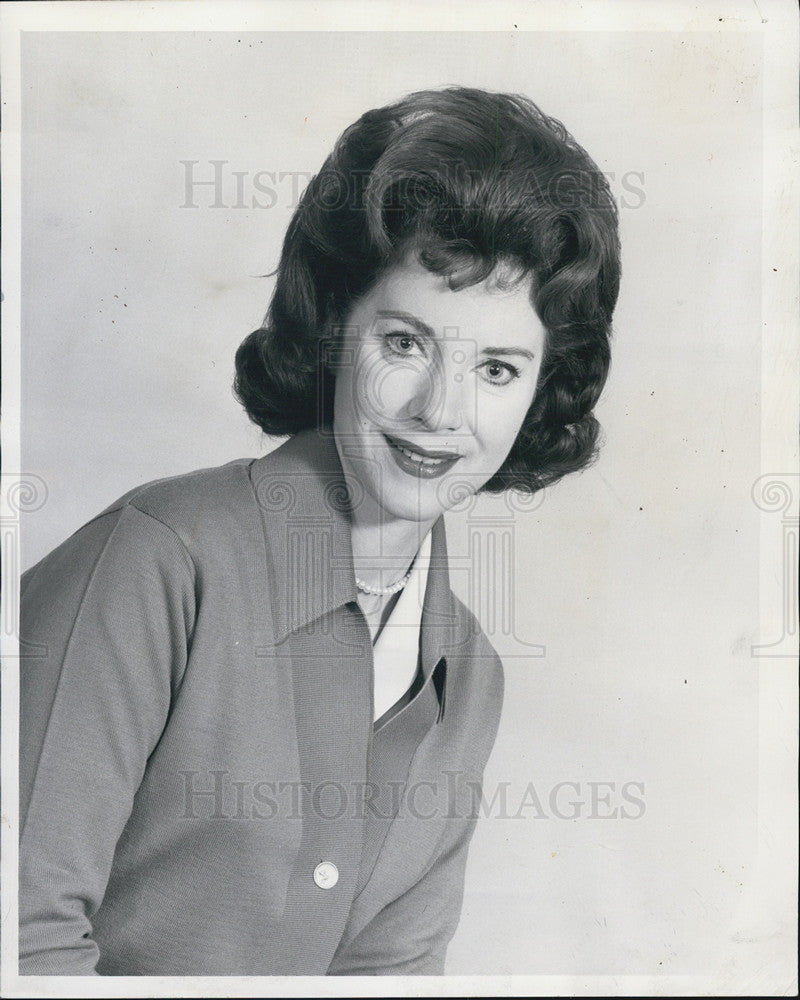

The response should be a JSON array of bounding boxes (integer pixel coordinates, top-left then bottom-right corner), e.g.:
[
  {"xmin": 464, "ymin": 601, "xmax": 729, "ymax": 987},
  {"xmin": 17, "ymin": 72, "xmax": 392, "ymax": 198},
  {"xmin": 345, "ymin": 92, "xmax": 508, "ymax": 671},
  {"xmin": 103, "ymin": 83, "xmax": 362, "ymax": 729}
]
[
  {"xmin": 480, "ymin": 360, "xmax": 520, "ymax": 386},
  {"xmin": 385, "ymin": 332, "xmax": 423, "ymax": 357}
]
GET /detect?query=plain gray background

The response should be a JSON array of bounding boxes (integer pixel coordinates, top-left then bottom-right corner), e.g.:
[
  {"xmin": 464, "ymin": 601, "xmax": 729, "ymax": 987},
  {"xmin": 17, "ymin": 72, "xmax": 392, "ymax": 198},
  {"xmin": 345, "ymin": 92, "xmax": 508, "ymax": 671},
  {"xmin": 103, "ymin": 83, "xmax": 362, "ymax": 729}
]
[{"xmin": 20, "ymin": 27, "xmax": 767, "ymax": 978}]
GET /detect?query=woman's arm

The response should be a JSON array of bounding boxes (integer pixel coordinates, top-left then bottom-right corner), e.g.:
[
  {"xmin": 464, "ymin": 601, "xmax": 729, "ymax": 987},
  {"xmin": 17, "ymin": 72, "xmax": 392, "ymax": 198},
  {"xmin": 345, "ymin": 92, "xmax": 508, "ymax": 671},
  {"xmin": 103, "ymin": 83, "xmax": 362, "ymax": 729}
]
[{"xmin": 19, "ymin": 503, "xmax": 195, "ymax": 975}]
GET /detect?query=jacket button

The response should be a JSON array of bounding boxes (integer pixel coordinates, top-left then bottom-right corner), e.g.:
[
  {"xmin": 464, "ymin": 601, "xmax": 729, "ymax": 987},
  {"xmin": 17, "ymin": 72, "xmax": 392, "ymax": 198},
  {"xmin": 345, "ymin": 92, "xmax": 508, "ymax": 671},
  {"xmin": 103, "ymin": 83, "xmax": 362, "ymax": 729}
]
[{"xmin": 313, "ymin": 861, "xmax": 339, "ymax": 889}]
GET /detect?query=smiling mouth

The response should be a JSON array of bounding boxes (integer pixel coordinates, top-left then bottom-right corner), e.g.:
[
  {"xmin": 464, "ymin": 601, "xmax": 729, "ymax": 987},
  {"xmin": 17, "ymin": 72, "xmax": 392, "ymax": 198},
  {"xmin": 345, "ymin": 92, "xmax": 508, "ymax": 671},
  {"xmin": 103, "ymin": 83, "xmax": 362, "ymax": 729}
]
[{"xmin": 384, "ymin": 434, "xmax": 462, "ymax": 467}]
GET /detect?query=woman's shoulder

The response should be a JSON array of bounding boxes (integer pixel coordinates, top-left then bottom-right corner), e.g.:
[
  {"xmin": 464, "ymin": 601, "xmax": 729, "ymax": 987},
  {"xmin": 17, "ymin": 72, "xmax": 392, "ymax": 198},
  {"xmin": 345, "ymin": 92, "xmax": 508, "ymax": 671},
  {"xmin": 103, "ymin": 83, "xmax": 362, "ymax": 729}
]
[
  {"xmin": 448, "ymin": 592, "xmax": 505, "ymax": 699},
  {"xmin": 106, "ymin": 434, "xmax": 311, "ymax": 532},
  {"xmin": 434, "ymin": 591, "xmax": 505, "ymax": 775},
  {"xmin": 98, "ymin": 457, "xmax": 257, "ymax": 525},
  {"xmin": 448, "ymin": 588, "xmax": 501, "ymax": 653},
  {"xmin": 25, "ymin": 457, "xmax": 262, "ymax": 585},
  {"xmin": 99, "ymin": 456, "xmax": 270, "ymax": 560}
]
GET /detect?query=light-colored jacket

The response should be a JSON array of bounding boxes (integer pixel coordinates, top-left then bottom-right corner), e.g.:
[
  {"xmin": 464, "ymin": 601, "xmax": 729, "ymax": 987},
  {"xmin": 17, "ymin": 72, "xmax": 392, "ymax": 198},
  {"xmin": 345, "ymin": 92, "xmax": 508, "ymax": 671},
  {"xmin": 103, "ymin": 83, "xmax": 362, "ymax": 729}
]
[{"xmin": 19, "ymin": 428, "xmax": 504, "ymax": 975}]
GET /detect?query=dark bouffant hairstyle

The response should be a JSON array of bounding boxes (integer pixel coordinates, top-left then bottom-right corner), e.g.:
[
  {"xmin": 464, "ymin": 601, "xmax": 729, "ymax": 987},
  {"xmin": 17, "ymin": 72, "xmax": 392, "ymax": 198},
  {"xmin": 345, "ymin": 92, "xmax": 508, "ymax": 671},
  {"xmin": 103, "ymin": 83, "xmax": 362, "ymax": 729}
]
[{"xmin": 234, "ymin": 86, "xmax": 620, "ymax": 493}]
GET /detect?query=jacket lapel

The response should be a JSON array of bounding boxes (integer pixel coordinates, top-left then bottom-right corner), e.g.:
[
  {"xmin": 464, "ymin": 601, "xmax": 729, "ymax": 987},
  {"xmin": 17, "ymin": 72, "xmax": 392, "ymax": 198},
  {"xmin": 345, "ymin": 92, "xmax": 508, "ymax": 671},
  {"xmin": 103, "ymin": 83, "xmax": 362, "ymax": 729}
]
[
  {"xmin": 250, "ymin": 427, "xmax": 455, "ymax": 715},
  {"xmin": 249, "ymin": 429, "xmax": 359, "ymax": 646}
]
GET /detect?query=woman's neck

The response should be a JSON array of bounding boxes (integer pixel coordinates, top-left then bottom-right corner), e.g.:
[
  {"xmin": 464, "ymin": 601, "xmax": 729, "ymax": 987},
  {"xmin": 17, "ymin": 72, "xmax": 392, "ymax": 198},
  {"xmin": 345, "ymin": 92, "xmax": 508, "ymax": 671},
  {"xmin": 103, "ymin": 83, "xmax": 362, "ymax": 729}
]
[{"xmin": 347, "ymin": 486, "xmax": 434, "ymax": 591}]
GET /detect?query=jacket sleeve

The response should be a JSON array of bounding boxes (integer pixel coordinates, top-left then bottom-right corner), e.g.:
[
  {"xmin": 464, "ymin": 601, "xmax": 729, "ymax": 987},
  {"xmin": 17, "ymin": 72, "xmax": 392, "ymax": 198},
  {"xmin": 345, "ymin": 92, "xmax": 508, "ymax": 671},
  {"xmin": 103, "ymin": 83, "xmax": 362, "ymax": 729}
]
[
  {"xmin": 18, "ymin": 504, "xmax": 195, "ymax": 975},
  {"xmin": 327, "ymin": 813, "xmax": 479, "ymax": 976}
]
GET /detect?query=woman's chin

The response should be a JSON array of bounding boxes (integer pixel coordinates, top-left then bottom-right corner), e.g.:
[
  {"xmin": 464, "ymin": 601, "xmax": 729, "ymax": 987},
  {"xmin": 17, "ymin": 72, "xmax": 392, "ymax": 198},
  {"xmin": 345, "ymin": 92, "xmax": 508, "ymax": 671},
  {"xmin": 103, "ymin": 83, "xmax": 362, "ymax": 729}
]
[
  {"xmin": 371, "ymin": 476, "xmax": 477, "ymax": 525},
  {"xmin": 338, "ymin": 442, "xmax": 482, "ymax": 524}
]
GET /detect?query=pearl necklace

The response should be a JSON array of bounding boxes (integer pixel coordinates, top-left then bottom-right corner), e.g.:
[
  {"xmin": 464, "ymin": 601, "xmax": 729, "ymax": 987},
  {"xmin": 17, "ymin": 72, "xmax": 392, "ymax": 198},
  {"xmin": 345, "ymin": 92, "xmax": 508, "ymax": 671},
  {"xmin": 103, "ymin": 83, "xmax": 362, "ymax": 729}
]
[{"xmin": 355, "ymin": 567, "xmax": 413, "ymax": 597}]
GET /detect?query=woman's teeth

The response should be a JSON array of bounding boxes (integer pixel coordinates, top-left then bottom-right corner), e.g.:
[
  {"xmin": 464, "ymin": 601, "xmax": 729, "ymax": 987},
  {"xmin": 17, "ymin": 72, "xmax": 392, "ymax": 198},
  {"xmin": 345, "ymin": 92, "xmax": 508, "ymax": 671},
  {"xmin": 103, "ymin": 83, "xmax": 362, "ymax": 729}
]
[{"xmin": 395, "ymin": 443, "xmax": 448, "ymax": 466}]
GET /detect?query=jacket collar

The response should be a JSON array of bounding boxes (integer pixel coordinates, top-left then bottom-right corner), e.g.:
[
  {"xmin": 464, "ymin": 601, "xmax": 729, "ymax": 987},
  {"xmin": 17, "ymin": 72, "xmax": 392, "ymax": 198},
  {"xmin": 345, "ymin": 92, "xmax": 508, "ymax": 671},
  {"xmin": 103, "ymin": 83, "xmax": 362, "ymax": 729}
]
[{"xmin": 249, "ymin": 428, "xmax": 457, "ymax": 681}]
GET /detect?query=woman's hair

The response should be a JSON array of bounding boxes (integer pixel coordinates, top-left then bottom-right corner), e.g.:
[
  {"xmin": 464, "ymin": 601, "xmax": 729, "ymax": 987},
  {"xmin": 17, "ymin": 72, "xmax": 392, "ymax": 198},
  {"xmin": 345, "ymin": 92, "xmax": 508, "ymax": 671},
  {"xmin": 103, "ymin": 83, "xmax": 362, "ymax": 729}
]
[{"xmin": 235, "ymin": 86, "xmax": 620, "ymax": 493}]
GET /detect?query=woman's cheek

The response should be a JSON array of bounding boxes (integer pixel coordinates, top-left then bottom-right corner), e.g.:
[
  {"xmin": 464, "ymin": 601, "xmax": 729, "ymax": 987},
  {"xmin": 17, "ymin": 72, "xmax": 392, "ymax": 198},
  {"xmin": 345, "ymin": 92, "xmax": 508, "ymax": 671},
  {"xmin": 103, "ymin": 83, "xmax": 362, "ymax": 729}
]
[
  {"xmin": 476, "ymin": 388, "xmax": 529, "ymax": 449},
  {"xmin": 373, "ymin": 362, "xmax": 434, "ymax": 421}
]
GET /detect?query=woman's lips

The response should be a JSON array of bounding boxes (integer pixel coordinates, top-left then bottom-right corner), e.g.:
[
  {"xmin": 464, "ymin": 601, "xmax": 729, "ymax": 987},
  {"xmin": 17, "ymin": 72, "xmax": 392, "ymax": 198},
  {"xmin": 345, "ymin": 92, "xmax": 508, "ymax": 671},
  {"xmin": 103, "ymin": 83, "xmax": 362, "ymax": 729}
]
[{"xmin": 383, "ymin": 434, "xmax": 462, "ymax": 479}]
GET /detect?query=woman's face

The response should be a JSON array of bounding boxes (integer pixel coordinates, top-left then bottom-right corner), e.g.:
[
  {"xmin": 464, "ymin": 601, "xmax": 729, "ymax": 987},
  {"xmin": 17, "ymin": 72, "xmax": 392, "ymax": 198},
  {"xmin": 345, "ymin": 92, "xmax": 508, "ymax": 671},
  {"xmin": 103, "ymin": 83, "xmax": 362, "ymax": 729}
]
[{"xmin": 332, "ymin": 256, "xmax": 546, "ymax": 526}]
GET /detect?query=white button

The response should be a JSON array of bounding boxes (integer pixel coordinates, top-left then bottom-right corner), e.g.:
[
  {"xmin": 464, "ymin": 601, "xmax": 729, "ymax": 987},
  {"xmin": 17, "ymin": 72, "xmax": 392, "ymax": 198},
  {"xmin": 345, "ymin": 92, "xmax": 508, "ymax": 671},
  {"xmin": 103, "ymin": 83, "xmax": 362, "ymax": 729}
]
[{"xmin": 313, "ymin": 861, "xmax": 339, "ymax": 889}]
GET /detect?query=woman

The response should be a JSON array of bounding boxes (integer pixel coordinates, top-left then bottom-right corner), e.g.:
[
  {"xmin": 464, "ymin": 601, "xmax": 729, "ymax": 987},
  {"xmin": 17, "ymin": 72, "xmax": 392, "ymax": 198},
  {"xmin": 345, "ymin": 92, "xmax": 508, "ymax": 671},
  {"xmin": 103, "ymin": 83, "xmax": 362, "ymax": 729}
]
[{"xmin": 19, "ymin": 87, "xmax": 620, "ymax": 975}]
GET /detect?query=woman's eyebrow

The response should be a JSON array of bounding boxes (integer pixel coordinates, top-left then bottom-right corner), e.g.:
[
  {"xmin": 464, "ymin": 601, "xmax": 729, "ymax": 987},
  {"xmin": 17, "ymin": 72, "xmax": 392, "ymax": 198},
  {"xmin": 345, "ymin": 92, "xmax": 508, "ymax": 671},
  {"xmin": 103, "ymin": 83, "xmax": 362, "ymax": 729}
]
[
  {"xmin": 376, "ymin": 311, "xmax": 536, "ymax": 362},
  {"xmin": 375, "ymin": 310, "xmax": 435, "ymax": 338},
  {"xmin": 479, "ymin": 346, "xmax": 536, "ymax": 361}
]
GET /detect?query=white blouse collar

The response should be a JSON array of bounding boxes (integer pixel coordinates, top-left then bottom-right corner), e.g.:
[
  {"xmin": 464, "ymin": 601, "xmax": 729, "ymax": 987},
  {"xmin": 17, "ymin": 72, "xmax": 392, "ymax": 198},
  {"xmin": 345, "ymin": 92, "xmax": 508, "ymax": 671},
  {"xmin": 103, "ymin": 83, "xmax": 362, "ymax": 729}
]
[{"xmin": 371, "ymin": 529, "xmax": 432, "ymax": 721}]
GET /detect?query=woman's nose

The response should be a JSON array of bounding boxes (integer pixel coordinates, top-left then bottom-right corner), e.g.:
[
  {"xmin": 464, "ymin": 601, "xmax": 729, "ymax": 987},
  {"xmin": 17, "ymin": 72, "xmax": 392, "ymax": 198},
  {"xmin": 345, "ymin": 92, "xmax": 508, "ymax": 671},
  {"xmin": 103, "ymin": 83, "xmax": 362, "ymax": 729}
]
[{"xmin": 408, "ymin": 360, "xmax": 469, "ymax": 433}]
